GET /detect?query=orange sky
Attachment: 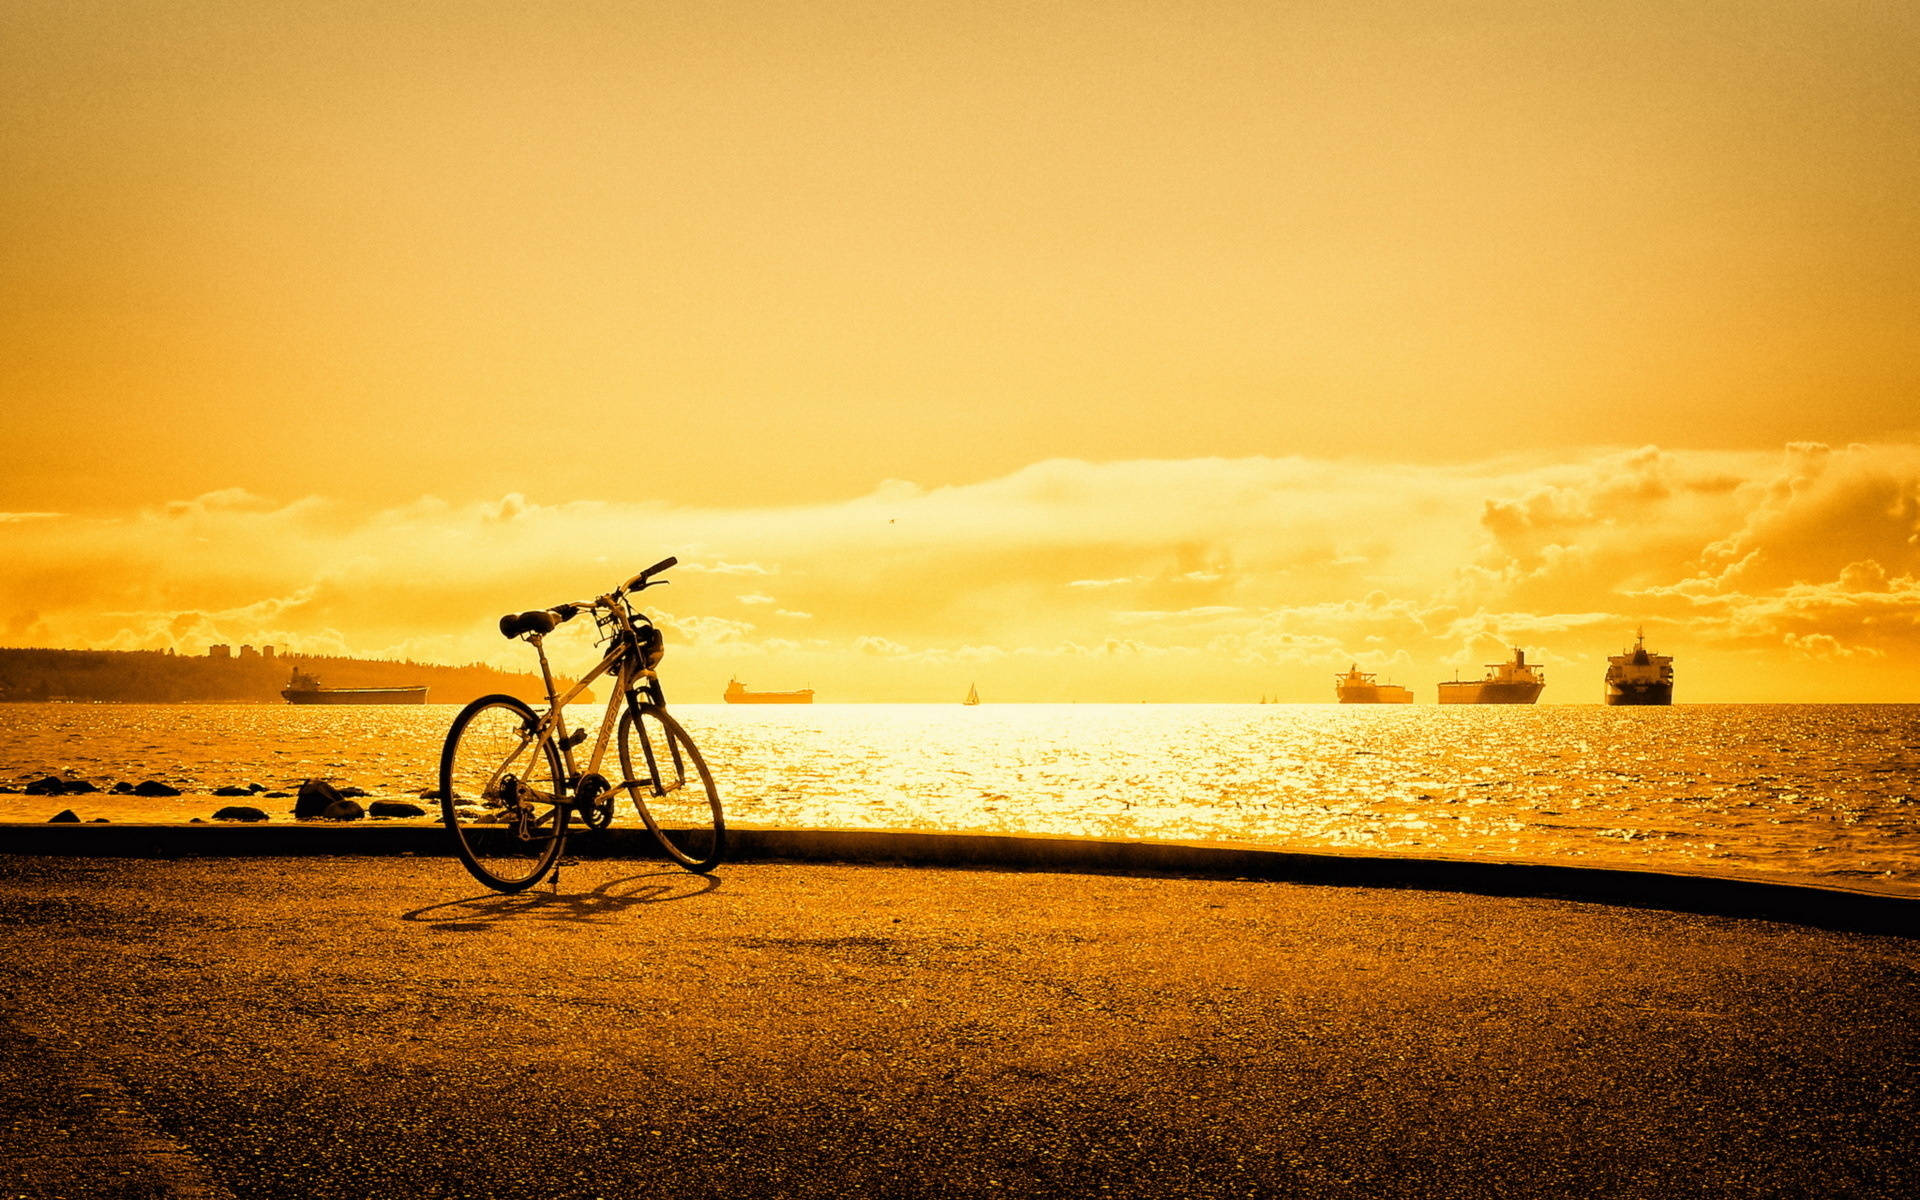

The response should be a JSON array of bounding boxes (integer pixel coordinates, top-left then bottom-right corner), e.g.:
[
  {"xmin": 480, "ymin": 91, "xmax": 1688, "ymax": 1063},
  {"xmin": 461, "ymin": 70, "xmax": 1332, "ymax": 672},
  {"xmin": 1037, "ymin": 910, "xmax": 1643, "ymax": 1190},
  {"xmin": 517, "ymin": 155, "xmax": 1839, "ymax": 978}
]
[{"xmin": 2, "ymin": 2, "xmax": 1917, "ymax": 700}]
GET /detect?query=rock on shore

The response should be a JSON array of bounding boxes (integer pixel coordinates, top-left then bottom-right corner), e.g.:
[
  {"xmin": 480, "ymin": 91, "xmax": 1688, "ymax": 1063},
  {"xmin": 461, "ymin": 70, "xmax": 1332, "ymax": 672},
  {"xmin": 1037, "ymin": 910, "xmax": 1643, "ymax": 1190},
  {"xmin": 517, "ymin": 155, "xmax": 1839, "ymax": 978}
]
[
  {"xmin": 26, "ymin": 777, "xmax": 98, "ymax": 797},
  {"xmin": 293, "ymin": 779, "xmax": 345, "ymax": 818},
  {"xmin": 368, "ymin": 800, "xmax": 427, "ymax": 818}
]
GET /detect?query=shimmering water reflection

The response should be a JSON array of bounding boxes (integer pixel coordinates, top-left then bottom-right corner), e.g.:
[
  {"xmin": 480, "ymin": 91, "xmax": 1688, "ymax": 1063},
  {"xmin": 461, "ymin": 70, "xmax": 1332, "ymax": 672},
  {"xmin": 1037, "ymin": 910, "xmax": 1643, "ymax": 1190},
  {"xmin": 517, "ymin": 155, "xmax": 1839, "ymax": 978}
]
[{"xmin": 3, "ymin": 703, "xmax": 1917, "ymax": 894}]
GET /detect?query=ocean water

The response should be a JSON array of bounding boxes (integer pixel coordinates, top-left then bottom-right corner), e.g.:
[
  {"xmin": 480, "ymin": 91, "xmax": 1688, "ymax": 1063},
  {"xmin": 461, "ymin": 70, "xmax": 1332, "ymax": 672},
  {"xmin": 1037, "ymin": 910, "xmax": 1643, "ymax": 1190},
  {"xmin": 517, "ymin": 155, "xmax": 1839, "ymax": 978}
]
[{"xmin": 2, "ymin": 702, "xmax": 1917, "ymax": 896}]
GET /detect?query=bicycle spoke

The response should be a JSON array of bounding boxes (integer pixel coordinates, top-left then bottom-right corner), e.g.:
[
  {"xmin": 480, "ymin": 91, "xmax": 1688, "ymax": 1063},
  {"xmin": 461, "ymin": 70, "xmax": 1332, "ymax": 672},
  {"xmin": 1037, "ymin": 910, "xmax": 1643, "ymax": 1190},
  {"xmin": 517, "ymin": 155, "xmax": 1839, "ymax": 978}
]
[
  {"xmin": 442, "ymin": 562, "xmax": 715, "ymax": 889},
  {"xmin": 441, "ymin": 696, "xmax": 568, "ymax": 892},
  {"xmin": 620, "ymin": 705, "xmax": 724, "ymax": 873}
]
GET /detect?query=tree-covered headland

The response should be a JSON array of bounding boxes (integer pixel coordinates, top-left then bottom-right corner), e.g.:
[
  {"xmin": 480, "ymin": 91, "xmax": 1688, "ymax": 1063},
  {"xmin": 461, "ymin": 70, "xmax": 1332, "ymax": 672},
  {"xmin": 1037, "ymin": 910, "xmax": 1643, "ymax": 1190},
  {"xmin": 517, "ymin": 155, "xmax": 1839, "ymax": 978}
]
[{"xmin": 0, "ymin": 647, "xmax": 550, "ymax": 705}]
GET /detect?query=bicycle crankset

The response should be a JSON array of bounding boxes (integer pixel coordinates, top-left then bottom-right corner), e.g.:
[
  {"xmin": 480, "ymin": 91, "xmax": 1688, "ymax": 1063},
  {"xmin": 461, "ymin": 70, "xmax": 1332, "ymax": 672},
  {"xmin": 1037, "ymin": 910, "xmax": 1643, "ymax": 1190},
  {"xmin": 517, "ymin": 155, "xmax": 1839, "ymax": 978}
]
[{"xmin": 573, "ymin": 772, "xmax": 615, "ymax": 830}]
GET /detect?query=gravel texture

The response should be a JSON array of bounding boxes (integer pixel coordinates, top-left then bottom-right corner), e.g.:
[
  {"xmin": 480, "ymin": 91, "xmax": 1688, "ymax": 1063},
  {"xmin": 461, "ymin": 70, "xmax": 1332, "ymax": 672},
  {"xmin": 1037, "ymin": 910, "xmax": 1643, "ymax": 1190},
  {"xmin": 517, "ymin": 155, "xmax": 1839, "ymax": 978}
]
[{"xmin": 1, "ymin": 855, "xmax": 1916, "ymax": 1199}]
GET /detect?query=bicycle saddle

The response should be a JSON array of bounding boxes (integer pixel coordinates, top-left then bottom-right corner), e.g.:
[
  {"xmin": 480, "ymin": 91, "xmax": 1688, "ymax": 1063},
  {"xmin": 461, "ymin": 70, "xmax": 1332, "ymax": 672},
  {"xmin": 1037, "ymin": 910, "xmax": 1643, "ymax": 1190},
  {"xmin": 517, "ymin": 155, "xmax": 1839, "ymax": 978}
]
[{"xmin": 499, "ymin": 610, "xmax": 558, "ymax": 639}]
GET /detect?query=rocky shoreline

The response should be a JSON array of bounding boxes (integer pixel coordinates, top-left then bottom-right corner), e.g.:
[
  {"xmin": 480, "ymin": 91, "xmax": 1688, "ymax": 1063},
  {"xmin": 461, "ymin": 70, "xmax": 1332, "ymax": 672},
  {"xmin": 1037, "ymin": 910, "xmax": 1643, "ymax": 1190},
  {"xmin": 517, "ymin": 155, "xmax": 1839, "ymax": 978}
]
[{"xmin": 7, "ymin": 773, "xmax": 431, "ymax": 825}]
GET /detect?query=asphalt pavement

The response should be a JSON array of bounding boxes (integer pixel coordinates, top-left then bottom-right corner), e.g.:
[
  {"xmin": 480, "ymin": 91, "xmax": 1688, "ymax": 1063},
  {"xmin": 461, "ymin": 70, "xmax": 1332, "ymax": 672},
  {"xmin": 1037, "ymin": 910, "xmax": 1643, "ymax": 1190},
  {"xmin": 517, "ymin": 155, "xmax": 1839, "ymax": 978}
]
[{"xmin": 2, "ymin": 854, "xmax": 1916, "ymax": 1200}]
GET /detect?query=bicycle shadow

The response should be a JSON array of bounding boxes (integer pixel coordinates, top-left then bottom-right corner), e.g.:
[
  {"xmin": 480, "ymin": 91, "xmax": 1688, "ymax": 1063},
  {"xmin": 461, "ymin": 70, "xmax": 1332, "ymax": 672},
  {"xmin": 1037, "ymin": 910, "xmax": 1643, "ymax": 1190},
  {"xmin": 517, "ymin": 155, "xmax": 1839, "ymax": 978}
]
[{"xmin": 402, "ymin": 867, "xmax": 721, "ymax": 931}]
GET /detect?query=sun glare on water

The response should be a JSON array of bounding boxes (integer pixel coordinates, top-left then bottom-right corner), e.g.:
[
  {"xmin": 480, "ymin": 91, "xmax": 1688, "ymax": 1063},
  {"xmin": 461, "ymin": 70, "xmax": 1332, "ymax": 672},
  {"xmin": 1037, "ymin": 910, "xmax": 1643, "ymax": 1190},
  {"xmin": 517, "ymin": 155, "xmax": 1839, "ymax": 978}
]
[{"xmin": 4, "ymin": 702, "xmax": 1917, "ymax": 895}]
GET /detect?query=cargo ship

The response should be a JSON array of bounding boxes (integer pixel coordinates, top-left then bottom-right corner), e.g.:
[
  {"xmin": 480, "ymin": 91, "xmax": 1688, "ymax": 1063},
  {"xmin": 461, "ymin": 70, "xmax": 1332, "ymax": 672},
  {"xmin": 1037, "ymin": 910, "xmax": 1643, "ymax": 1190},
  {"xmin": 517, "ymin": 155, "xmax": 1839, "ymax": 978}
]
[
  {"xmin": 1437, "ymin": 648, "xmax": 1545, "ymax": 704},
  {"xmin": 1335, "ymin": 664, "xmax": 1414, "ymax": 704},
  {"xmin": 281, "ymin": 668, "xmax": 427, "ymax": 705},
  {"xmin": 723, "ymin": 677, "xmax": 815, "ymax": 704},
  {"xmin": 1604, "ymin": 628, "xmax": 1673, "ymax": 705}
]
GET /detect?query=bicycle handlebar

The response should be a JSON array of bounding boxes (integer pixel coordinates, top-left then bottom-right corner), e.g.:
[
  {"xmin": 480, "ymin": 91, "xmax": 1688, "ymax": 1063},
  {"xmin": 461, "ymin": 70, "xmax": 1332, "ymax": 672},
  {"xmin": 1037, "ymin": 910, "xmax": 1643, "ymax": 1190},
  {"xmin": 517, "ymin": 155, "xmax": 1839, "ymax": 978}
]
[
  {"xmin": 621, "ymin": 556, "xmax": 677, "ymax": 595},
  {"xmin": 500, "ymin": 559, "xmax": 678, "ymax": 640}
]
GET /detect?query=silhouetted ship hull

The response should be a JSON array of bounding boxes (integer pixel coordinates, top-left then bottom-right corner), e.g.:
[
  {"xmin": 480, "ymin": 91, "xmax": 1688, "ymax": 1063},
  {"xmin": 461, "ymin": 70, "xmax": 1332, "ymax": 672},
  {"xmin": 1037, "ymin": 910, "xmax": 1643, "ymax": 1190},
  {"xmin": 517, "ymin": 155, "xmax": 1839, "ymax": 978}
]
[
  {"xmin": 1605, "ymin": 681, "xmax": 1672, "ymax": 706},
  {"xmin": 723, "ymin": 678, "xmax": 814, "ymax": 704},
  {"xmin": 281, "ymin": 667, "xmax": 426, "ymax": 704},
  {"xmin": 282, "ymin": 686, "xmax": 428, "ymax": 705},
  {"xmin": 1335, "ymin": 664, "xmax": 1413, "ymax": 704},
  {"xmin": 1604, "ymin": 629, "xmax": 1673, "ymax": 706},
  {"xmin": 1437, "ymin": 648, "xmax": 1545, "ymax": 704},
  {"xmin": 1436, "ymin": 681, "xmax": 1543, "ymax": 704}
]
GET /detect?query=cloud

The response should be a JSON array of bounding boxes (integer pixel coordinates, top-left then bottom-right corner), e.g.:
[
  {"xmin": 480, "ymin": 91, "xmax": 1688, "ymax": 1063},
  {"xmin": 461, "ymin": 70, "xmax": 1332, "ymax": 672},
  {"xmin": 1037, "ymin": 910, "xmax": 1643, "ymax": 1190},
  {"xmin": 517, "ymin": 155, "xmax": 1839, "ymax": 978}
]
[
  {"xmin": 160, "ymin": 488, "xmax": 281, "ymax": 518},
  {"xmin": 657, "ymin": 614, "xmax": 758, "ymax": 648},
  {"xmin": 679, "ymin": 560, "xmax": 775, "ymax": 576},
  {"xmin": 1696, "ymin": 444, "xmax": 1920, "ymax": 592},
  {"xmin": 483, "ymin": 493, "xmax": 534, "ymax": 523},
  {"xmin": 6, "ymin": 443, "xmax": 1920, "ymax": 699},
  {"xmin": 1115, "ymin": 606, "xmax": 1246, "ymax": 623}
]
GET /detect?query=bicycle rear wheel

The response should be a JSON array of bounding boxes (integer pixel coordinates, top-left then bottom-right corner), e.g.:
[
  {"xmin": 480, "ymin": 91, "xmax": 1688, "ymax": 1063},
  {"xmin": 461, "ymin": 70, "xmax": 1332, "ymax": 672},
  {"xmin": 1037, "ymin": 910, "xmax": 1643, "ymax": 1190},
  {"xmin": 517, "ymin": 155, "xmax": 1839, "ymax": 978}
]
[
  {"xmin": 440, "ymin": 694, "xmax": 568, "ymax": 893},
  {"xmin": 619, "ymin": 704, "xmax": 724, "ymax": 873}
]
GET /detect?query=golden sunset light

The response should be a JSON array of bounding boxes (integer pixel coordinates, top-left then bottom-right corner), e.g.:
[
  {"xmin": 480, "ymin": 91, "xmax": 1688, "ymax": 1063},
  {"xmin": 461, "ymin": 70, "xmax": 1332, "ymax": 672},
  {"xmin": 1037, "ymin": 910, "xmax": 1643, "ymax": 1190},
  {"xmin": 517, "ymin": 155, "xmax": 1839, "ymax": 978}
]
[
  {"xmin": 3, "ymin": 443, "xmax": 1920, "ymax": 701},
  {"xmin": 4, "ymin": 2, "xmax": 1916, "ymax": 707},
  {"xmin": 5, "ymin": 2, "xmax": 1919, "ymax": 703},
  {"xmin": 6, "ymin": 6, "xmax": 1920, "ymax": 1198}
]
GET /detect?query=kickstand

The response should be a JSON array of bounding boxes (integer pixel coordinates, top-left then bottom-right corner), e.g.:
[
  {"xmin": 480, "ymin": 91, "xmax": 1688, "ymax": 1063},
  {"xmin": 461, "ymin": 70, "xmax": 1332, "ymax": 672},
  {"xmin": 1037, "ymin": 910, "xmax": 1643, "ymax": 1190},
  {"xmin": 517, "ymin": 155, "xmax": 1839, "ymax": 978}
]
[{"xmin": 549, "ymin": 864, "xmax": 562, "ymax": 894}]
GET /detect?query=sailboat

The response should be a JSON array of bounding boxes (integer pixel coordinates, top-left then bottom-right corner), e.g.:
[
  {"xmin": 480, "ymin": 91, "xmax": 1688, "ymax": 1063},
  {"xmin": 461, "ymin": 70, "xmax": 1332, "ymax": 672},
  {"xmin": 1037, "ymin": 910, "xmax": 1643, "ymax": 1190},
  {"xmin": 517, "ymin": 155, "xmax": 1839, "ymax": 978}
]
[{"xmin": 963, "ymin": 683, "xmax": 980, "ymax": 706}]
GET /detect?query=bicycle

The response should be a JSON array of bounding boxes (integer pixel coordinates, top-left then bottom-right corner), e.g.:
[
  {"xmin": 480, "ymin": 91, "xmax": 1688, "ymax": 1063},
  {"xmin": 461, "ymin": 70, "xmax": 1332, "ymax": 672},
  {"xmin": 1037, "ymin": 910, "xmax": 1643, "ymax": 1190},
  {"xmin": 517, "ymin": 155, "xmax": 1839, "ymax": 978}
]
[{"xmin": 437, "ymin": 556, "xmax": 724, "ymax": 893}]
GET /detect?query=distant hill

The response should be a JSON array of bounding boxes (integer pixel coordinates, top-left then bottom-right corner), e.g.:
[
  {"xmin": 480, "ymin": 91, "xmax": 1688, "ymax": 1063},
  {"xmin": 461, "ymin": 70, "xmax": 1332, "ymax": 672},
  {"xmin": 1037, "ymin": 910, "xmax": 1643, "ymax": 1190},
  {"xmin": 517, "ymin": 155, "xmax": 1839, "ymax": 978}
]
[{"xmin": 0, "ymin": 647, "xmax": 554, "ymax": 705}]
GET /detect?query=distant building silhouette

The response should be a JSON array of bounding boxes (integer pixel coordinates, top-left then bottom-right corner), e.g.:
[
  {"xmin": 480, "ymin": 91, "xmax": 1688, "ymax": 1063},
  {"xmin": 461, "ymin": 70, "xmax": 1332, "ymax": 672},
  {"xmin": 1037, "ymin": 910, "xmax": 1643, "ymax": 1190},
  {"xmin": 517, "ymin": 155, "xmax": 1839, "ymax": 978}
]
[
  {"xmin": 263, "ymin": 645, "xmax": 276, "ymax": 659},
  {"xmin": 239, "ymin": 644, "xmax": 258, "ymax": 660},
  {"xmin": 0, "ymin": 646, "xmax": 552, "ymax": 705}
]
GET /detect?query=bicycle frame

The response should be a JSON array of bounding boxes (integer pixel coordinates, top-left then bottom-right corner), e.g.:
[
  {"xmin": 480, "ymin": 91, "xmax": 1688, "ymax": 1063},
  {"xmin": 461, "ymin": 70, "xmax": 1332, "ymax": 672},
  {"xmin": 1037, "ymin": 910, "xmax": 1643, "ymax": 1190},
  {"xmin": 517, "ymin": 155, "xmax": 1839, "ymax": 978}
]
[
  {"xmin": 441, "ymin": 555, "xmax": 724, "ymax": 892},
  {"xmin": 520, "ymin": 610, "xmax": 664, "ymax": 796}
]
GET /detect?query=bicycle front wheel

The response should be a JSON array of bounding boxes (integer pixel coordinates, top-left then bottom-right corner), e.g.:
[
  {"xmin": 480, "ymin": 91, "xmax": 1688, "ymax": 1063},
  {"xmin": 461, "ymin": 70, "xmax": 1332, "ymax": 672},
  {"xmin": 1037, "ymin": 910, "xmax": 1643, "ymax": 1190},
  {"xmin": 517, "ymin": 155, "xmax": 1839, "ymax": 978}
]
[
  {"xmin": 619, "ymin": 705, "xmax": 724, "ymax": 873},
  {"xmin": 440, "ymin": 694, "xmax": 568, "ymax": 893}
]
